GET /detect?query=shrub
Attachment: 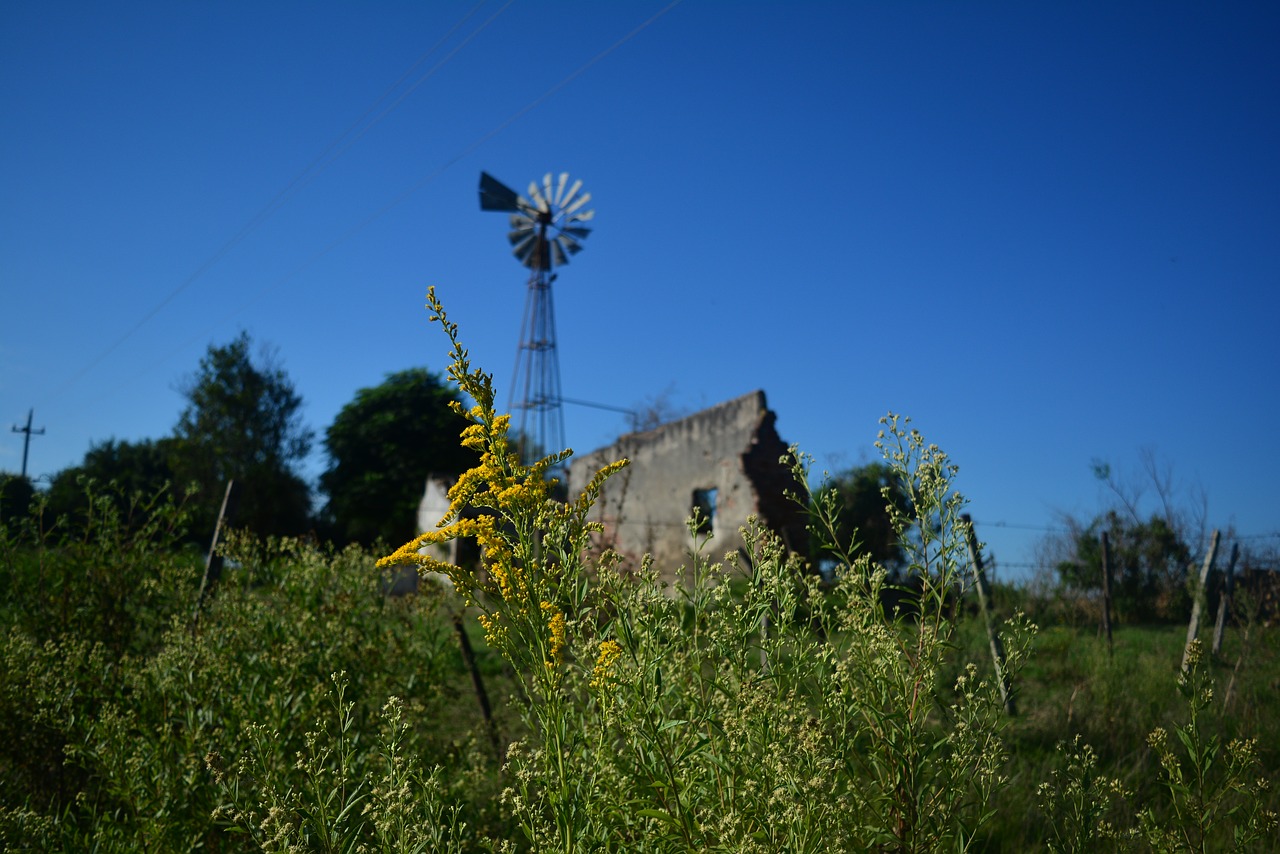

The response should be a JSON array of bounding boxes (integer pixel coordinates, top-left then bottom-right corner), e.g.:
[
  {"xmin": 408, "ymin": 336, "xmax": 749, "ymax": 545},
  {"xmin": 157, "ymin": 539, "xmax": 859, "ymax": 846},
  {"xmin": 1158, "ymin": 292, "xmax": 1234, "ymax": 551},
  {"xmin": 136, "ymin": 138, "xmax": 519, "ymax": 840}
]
[{"xmin": 0, "ymin": 481, "xmax": 499, "ymax": 851}]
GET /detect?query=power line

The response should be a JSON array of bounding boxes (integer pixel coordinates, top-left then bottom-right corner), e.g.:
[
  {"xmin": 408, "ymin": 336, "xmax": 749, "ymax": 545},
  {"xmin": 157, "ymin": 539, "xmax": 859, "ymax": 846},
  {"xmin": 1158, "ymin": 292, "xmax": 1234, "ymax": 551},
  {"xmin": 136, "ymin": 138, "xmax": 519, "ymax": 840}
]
[
  {"xmin": 76, "ymin": 2, "xmax": 686, "ymax": 414},
  {"xmin": 973, "ymin": 519, "xmax": 1279, "ymax": 544},
  {"xmin": 560, "ymin": 396, "xmax": 637, "ymax": 416},
  {"xmin": 41, "ymin": 0, "xmax": 510, "ymax": 406},
  {"xmin": 970, "ymin": 519, "xmax": 1067, "ymax": 533}
]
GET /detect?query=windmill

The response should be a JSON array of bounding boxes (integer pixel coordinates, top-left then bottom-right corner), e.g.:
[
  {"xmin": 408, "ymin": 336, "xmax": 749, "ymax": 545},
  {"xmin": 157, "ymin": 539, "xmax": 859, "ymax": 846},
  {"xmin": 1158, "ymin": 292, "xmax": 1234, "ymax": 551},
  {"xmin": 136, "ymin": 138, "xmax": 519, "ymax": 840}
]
[{"xmin": 478, "ymin": 171, "xmax": 594, "ymax": 465}]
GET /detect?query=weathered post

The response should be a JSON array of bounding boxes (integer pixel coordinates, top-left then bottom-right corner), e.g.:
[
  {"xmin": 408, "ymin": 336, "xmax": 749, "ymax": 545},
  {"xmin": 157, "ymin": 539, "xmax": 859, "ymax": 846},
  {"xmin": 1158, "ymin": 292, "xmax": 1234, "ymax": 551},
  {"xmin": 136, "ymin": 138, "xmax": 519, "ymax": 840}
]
[
  {"xmin": 1100, "ymin": 531, "xmax": 1114, "ymax": 657},
  {"xmin": 960, "ymin": 514, "xmax": 1015, "ymax": 716},
  {"xmin": 1211, "ymin": 542, "xmax": 1240, "ymax": 656},
  {"xmin": 1181, "ymin": 529, "xmax": 1220, "ymax": 671},
  {"xmin": 193, "ymin": 480, "xmax": 237, "ymax": 623},
  {"xmin": 453, "ymin": 614, "xmax": 503, "ymax": 762}
]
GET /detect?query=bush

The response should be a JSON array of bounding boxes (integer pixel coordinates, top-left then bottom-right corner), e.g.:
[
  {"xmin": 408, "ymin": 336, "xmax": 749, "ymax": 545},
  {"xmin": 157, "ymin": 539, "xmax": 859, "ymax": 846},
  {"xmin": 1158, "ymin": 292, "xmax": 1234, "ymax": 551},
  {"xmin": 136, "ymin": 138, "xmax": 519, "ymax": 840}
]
[{"xmin": 0, "ymin": 481, "xmax": 501, "ymax": 851}]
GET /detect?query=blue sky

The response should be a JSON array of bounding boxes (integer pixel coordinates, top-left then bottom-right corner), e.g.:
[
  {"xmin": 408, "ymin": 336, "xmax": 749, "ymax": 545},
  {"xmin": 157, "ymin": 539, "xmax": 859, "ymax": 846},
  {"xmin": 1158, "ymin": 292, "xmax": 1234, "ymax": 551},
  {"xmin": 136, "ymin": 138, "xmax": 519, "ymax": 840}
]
[{"xmin": 2, "ymin": 1, "xmax": 1277, "ymax": 578}]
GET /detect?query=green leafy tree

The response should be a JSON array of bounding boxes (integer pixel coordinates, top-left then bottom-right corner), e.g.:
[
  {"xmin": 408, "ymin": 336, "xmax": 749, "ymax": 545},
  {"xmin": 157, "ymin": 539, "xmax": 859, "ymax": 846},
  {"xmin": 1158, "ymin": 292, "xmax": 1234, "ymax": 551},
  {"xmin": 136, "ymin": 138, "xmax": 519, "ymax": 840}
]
[
  {"xmin": 320, "ymin": 368, "xmax": 474, "ymax": 546},
  {"xmin": 1056, "ymin": 510, "xmax": 1192, "ymax": 621},
  {"xmin": 812, "ymin": 461, "xmax": 912, "ymax": 574},
  {"xmin": 1045, "ymin": 451, "xmax": 1206, "ymax": 621},
  {"xmin": 169, "ymin": 332, "xmax": 313, "ymax": 539},
  {"xmin": 43, "ymin": 438, "xmax": 177, "ymax": 530},
  {"xmin": 0, "ymin": 472, "xmax": 35, "ymax": 531}
]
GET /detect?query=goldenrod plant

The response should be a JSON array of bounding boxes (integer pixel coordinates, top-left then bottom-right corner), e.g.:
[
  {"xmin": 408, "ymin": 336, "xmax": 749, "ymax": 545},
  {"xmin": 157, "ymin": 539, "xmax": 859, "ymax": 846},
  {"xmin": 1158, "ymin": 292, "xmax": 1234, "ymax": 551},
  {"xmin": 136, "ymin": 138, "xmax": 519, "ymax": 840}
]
[{"xmin": 376, "ymin": 290, "xmax": 1034, "ymax": 852}]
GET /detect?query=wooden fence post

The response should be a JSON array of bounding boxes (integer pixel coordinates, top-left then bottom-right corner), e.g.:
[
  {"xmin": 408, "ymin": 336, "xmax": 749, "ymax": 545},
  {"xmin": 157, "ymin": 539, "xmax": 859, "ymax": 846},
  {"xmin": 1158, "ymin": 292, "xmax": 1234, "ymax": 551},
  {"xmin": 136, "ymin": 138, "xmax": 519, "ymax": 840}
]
[
  {"xmin": 960, "ymin": 514, "xmax": 1015, "ymax": 716},
  {"xmin": 193, "ymin": 480, "xmax": 237, "ymax": 623},
  {"xmin": 1211, "ymin": 542, "xmax": 1240, "ymax": 656},
  {"xmin": 453, "ymin": 614, "xmax": 503, "ymax": 762},
  {"xmin": 1100, "ymin": 531, "xmax": 1114, "ymax": 656},
  {"xmin": 1181, "ymin": 529, "xmax": 1220, "ymax": 671}
]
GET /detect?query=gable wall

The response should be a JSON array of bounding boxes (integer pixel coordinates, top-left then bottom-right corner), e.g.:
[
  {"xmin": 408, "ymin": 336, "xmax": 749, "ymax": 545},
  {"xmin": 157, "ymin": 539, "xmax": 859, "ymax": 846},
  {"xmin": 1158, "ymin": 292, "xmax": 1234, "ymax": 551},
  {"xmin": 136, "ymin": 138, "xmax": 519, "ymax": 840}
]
[{"xmin": 568, "ymin": 391, "xmax": 806, "ymax": 575}]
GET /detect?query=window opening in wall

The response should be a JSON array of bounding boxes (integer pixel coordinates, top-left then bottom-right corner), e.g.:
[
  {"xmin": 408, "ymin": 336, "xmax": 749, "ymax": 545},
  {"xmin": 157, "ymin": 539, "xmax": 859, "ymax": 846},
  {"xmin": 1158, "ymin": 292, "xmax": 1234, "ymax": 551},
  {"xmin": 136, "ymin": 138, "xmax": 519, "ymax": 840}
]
[{"xmin": 691, "ymin": 487, "xmax": 718, "ymax": 536}]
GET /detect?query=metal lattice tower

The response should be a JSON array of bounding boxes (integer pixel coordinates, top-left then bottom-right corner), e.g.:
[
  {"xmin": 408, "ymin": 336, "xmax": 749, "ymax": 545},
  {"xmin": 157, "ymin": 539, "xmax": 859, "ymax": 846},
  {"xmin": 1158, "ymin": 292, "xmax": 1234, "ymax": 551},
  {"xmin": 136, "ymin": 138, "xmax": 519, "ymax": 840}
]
[{"xmin": 479, "ymin": 171, "xmax": 594, "ymax": 464}]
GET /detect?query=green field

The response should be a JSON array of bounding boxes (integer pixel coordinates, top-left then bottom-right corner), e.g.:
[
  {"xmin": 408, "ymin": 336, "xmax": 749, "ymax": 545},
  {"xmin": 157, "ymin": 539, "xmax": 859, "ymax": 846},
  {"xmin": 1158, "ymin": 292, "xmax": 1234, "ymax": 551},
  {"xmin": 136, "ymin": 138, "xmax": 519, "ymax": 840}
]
[{"xmin": 2, "ymin": 482, "xmax": 1275, "ymax": 851}]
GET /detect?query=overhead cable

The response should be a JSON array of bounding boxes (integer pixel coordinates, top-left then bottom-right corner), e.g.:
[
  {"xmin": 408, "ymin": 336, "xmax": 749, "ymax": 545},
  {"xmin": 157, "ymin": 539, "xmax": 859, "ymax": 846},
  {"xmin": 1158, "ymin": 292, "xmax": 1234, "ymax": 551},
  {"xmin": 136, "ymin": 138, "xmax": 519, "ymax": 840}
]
[{"xmin": 42, "ymin": 0, "xmax": 508, "ymax": 406}]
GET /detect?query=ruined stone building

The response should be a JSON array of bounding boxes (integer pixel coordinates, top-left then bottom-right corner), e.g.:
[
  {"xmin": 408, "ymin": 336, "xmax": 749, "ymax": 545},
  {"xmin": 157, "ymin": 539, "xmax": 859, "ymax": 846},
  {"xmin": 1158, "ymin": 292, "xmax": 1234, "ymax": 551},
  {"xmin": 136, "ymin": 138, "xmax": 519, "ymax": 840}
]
[
  {"xmin": 412, "ymin": 390, "xmax": 808, "ymax": 584},
  {"xmin": 567, "ymin": 390, "xmax": 808, "ymax": 576}
]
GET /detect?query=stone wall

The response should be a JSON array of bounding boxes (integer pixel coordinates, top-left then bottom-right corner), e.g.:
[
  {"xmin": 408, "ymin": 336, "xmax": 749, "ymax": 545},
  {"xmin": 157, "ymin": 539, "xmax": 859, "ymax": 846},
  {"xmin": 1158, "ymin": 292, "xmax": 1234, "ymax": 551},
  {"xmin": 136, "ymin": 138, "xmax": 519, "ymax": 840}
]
[{"xmin": 567, "ymin": 390, "xmax": 807, "ymax": 576}]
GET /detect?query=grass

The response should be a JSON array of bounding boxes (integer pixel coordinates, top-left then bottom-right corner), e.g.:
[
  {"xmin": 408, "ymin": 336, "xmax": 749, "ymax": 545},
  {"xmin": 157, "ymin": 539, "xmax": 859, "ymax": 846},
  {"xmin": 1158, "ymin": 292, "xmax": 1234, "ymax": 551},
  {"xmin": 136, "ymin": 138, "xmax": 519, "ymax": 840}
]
[
  {"xmin": 2, "ymin": 494, "xmax": 1276, "ymax": 851},
  {"xmin": 945, "ymin": 607, "xmax": 1280, "ymax": 850}
]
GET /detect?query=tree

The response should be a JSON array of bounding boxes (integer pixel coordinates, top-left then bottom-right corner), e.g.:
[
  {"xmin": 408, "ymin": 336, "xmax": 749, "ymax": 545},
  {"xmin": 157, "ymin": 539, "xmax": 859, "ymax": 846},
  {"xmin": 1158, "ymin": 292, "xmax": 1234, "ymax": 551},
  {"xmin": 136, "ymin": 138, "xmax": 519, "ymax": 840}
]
[
  {"xmin": 43, "ymin": 438, "xmax": 178, "ymax": 531},
  {"xmin": 1055, "ymin": 510, "xmax": 1192, "ymax": 621},
  {"xmin": 813, "ymin": 462, "xmax": 912, "ymax": 575},
  {"xmin": 319, "ymin": 368, "xmax": 475, "ymax": 546},
  {"xmin": 625, "ymin": 385, "xmax": 687, "ymax": 433},
  {"xmin": 169, "ymin": 333, "xmax": 313, "ymax": 539},
  {"xmin": 0, "ymin": 472, "xmax": 35, "ymax": 531},
  {"xmin": 1041, "ymin": 450, "xmax": 1209, "ymax": 622}
]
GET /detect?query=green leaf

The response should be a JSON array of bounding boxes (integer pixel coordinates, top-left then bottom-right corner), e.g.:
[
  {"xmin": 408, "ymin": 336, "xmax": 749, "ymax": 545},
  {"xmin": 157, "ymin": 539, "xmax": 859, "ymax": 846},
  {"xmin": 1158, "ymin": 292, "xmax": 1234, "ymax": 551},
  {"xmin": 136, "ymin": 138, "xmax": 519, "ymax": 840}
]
[{"xmin": 636, "ymin": 808, "xmax": 681, "ymax": 828}]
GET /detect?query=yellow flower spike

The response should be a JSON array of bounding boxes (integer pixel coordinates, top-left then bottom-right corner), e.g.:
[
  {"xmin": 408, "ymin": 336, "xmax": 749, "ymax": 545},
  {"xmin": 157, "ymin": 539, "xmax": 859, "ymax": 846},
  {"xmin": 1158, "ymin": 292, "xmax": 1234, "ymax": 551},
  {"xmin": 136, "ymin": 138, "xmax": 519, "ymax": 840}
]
[
  {"xmin": 571, "ymin": 459, "xmax": 630, "ymax": 520},
  {"xmin": 459, "ymin": 423, "xmax": 487, "ymax": 451},
  {"xmin": 476, "ymin": 613, "xmax": 508, "ymax": 650},
  {"xmin": 377, "ymin": 528, "xmax": 462, "ymax": 570},
  {"xmin": 590, "ymin": 640, "xmax": 624, "ymax": 690},
  {"xmin": 540, "ymin": 601, "xmax": 566, "ymax": 666}
]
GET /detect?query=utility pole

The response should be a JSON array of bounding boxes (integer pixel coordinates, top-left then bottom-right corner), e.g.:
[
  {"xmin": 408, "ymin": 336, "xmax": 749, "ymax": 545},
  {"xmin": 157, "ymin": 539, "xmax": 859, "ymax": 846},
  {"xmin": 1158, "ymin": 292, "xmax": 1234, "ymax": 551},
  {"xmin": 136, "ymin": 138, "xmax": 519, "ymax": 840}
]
[{"xmin": 11, "ymin": 409, "xmax": 45, "ymax": 478}]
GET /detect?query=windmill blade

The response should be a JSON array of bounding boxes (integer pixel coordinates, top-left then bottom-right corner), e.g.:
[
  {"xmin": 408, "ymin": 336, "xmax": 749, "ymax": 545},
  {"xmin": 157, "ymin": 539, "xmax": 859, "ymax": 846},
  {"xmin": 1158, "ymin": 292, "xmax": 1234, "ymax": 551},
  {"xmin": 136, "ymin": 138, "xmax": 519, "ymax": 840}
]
[
  {"xmin": 527, "ymin": 180, "xmax": 549, "ymax": 212},
  {"xmin": 543, "ymin": 173, "xmax": 556, "ymax": 208},
  {"xmin": 567, "ymin": 207, "xmax": 595, "ymax": 224},
  {"xmin": 559, "ymin": 178, "xmax": 583, "ymax": 209},
  {"xmin": 554, "ymin": 172, "xmax": 569, "ymax": 205},
  {"xmin": 509, "ymin": 230, "xmax": 536, "ymax": 252},
  {"xmin": 556, "ymin": 233, "xmax": 584, "ymax": 255},
  {"xmin": 509, "ymin": 213, "xmax": 535, "ymax": 232},
  {"xmin": 478, "ymin": 172, "xmax": 522, "ymax": 212},
  {"xmin": 549, "ymin": 239, "xmax": 569, "ymax": 268},
  {"xmin": 512, "ymin": 235, "xmax": 541, "ymax": 267},
  {"xmin": 528, "ymin": 236, "xmax": 553, "ymax": 270},
  {"xmin": 563, "ymin": 191, "xmax": 592, "ymax": 217},
  {"xmin": 561, "ymin": 226, "xmax": 591, "ymax": 241},
  {"xmin": 510, "ymin": 234, "xmax": 539, "ymax": 267}
]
